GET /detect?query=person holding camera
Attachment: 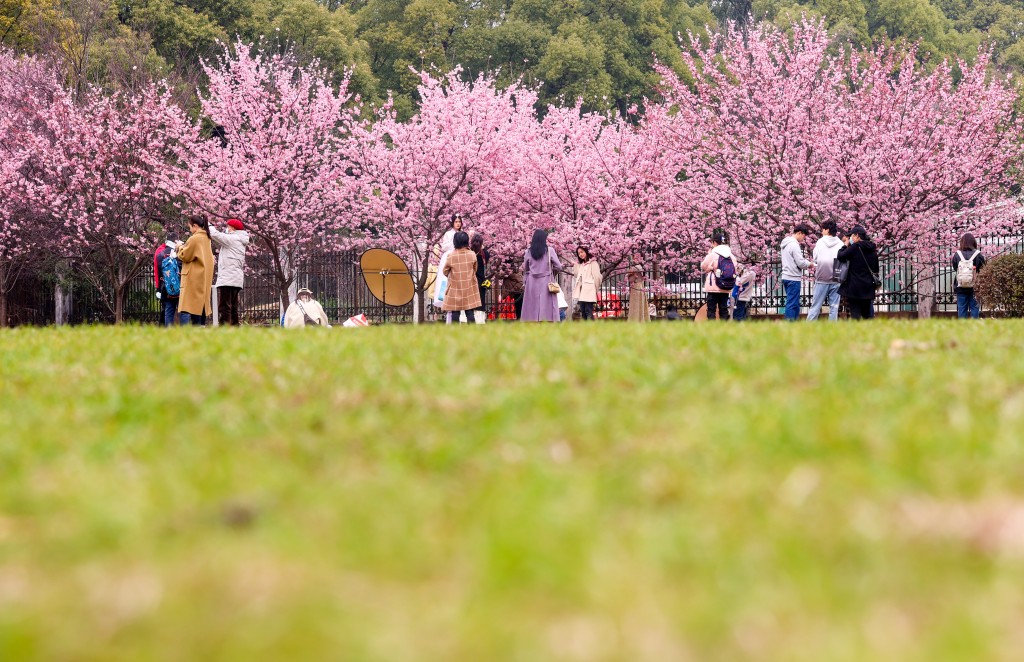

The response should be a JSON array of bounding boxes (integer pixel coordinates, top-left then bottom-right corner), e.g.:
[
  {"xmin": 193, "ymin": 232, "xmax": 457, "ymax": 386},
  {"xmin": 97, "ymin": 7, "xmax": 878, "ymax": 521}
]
[{"xmin": 209, "ymin": 218, "xmax": 250, "ymax": 326}]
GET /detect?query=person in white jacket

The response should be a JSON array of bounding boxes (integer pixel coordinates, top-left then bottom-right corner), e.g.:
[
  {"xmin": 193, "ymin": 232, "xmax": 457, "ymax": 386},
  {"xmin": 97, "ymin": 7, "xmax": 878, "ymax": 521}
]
[
  {"xmin": 209, "ymin": 218, "xmax": 250, "ymax": 326},
  {"xmin": 807, "ymin": 220, "xmax": 844, "ymax": 321},
  {"xmin": 284, "ymin": 288, "xmax": 331, "ymax": 328},
  {"xmin": 780, "ymin": 223, "xmax": 814, "ymax": 321}
]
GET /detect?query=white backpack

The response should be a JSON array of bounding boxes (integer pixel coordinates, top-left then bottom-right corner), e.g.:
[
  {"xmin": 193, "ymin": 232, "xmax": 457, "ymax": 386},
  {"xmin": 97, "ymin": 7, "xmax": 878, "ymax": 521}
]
[{"xmin": 956, "ymin": 250, "xmax": 980, "ymax": 288}]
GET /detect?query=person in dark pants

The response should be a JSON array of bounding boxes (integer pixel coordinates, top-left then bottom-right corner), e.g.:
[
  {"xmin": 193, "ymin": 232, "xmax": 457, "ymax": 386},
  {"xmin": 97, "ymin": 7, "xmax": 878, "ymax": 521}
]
[
  {"xmin": 952, "ymin": 232, "xmax": 985, "ymax": 319},
  {"xmin": 153, "ymin": 232, "xmax": 181, "ymax": 326},
  {"xmin": 209, "ymin": 218, "xmax": 250, "ymax": 326},
  {"xmin": 700, "ymin": 230, "xmax": 735, "ymax": 320},
  {"xmin": 836, "ymin": 225, "xmax": 880, "ymax": 320},
  {"xmin": 471, "ymin": 233, "xmax": 490, "ymax": 323},
  {"xmin": 780, "ymin": 223, "xmax": 814, "ymax": 321}
]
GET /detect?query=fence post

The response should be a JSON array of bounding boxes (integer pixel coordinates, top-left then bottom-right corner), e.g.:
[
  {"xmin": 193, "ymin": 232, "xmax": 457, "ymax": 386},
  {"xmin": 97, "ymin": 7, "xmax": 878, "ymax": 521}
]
[{"xmin": 212, "ymin": 286, "xmax": 219, "ymax": 326}]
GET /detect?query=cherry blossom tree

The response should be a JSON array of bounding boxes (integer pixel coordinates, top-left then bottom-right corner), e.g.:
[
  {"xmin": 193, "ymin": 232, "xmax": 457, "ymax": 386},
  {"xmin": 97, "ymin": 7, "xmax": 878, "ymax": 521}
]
[
  {"xmin": 655, "ymin": 19, "xmax": 1024, "ymax": 278},
  {"xmin": 0, "ymin": 51, "xmax": 58, "ymax": 326},
  {"xmin": 12, "ymin": 67, "xmax": 192, "ymax": 323},
  {"xmin": 349, "ymin": 69, "xmax": 539, "ymax": 321},
  {"xmin": 178, "ymin": 40, "xmax": 363, "ymax": 311}
]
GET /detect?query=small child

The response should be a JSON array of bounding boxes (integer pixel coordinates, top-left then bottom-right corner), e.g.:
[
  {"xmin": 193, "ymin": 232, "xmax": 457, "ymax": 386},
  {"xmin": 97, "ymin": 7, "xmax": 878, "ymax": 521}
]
[
  {"xmin": 557, "ymin": 290, "xmax": 569, "ymax": 322},
  {"xmin": 732, "ymin": 265, "xmax": 756, "ymax": 322}
]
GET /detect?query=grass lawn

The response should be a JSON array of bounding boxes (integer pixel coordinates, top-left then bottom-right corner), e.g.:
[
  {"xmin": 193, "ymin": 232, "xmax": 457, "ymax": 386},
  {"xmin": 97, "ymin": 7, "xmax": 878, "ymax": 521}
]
[{"xmin": 2, "ymin": 321, "xmax": 1024, "ymax": 661}]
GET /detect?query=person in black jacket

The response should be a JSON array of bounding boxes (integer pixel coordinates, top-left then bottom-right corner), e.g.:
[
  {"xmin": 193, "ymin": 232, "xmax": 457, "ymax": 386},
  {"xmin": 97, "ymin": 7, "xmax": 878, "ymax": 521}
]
[
  {"xmin": 952, "ymin": 232, "xmax": 986, "ymax": 319},
  {"xmin": 836, "ymin": 225, "xmax": 880, "ymax": 320},
  {"xmin": 471, "ymin": 233, "xmax": 490, "ymax": 323}
]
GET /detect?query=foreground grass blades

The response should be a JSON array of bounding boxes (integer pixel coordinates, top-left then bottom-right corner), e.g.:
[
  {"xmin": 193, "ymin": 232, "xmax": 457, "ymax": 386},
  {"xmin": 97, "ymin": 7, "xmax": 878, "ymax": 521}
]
[{"xmin": 1, "ymin": 321, "xmax": 1024, "ymax": 661}]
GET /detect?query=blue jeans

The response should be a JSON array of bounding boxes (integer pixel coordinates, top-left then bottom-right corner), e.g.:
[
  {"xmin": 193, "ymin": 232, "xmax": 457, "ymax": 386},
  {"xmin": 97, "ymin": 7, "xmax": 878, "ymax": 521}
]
[
  {"xmin": 733, "ymin": 300, "xmax": 748, "ymax": 322},
  {"xmin": 806, "ymin": 282, "xmax": 840, "ymax": 321},
  {"xmin": 179, "ymin": 312, "xmax": 206, "ymax": 326},
  {"xmin": 162, "ymin": 298, "xmax": 179, "ymax": 326},
  {"xmin": 782, "ymin": 279, "xmax": 801, "ymax": 321},
  {"xmin": 957, "ymin": 291, "xmax": 980, "ymax": 319}
]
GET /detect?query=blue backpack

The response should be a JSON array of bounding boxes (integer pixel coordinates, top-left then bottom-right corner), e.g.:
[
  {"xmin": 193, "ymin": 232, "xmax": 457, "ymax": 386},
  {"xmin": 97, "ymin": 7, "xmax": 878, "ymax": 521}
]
[
  {"xmin": 161, "ymin": 254, "xmax": 181, "ymax": 297},
  {"xmin": 716, "ymin": 255, "xmax": 736, "ymax": 289}
]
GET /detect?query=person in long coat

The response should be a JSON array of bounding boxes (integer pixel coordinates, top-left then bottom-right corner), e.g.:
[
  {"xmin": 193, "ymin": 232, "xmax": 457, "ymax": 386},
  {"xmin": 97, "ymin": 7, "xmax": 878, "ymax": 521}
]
[
  {"xmin": 520, "ymin": 229, "xmax": 562, "ymax": 322},
  {"xmin": 442, "ymin": 231, "xmax": 482, "ymax": 324},
  {"xmin": 209, "ymin": 218, "xmax": 250, "ymax": 326},
  {"xmin": 836, "ymin": 225, "xmax": 880, "ymax": 320},
  {"xmin": 572, "ymin": 246, "xmax": 602, "ymax": 321},
  {"xmin": 626, "ymin": 255, "xmax": 649, "ymax": 323},
  {"xmin": 176, "ymin": 215, "xmax": 215, "ymax": 326}
]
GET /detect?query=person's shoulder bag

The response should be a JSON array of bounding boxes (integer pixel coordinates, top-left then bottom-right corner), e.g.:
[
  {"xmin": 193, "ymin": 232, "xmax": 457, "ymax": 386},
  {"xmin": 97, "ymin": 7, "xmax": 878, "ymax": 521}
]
[
  {"xmin": 547, "ymin": 249, "xmax": 561, "ymax": 294},
  {"xmin": 857, "ymin": 244, "xmax": 882, "ymax": 289},
  {"xmin": 296, "ymin": 300, "xmax": 321, "ymax": 326}
]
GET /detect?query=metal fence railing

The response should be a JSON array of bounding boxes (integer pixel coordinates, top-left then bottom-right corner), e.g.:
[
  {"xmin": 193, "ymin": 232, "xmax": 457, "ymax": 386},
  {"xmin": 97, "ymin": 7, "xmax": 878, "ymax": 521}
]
[{"xmin": 5, "ymin": 237, "xmax": 1022, "ymax": 326}]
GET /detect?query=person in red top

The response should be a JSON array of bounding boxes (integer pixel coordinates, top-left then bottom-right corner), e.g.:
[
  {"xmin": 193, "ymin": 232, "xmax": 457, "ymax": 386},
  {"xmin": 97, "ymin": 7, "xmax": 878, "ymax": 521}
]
[{"xmin": 153, "ymin": 231, "xmax": 181, "ymax": 326}]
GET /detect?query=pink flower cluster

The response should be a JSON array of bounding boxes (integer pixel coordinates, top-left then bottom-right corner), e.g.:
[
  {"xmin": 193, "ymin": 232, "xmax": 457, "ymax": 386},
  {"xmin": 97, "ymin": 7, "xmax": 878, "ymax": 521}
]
[{"xmin": 1, "ymin": 20, "xmax": 1021, "ymax": 322}]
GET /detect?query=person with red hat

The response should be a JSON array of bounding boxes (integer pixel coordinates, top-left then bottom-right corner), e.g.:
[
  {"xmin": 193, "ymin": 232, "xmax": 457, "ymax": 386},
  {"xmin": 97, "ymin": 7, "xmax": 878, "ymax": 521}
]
[{"xmin": 209, "ymin": 218, "xmax": 250, "ymax": 325}]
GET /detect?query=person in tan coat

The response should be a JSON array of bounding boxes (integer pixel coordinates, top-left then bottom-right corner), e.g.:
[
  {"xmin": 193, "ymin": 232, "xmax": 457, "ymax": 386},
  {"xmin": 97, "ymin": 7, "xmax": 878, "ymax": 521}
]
[
  {"xmin": 442, "ymin": 231, "xmax": 482, "ymax": 324},
  {"xmin": 571, "ymin": 246, "xmax": 602, "ymax": 321},
  {"xmin": 176, "ymin": 215, "xmax": 215, "ymax": 326}
]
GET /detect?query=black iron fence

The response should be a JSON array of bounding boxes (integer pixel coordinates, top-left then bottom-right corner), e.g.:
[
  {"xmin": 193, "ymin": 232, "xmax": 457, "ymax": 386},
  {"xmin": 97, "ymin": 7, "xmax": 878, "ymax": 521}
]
[{"xmin": 5, "ymin": 237, "xmax": 1022, "ymax": 326}]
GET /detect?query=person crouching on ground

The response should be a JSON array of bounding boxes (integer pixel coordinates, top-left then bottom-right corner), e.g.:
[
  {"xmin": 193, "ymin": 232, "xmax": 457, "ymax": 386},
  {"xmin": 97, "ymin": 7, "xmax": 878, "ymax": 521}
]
[
  {"xmin": 701, "ymin": 230, "xmax": 736, "ymax": 321},
  {"xmin": 442, "ymin": 231, "xmax": 482, "ymax": 324},
  {"xmin": 284, "ymin": 288, "xmax": 330, "ymax": 328},
  {"xmin": 209, "ymin": 218, "xmax": 250, "ymax": 326},
  {"xmin": 176, "ymin": 215, "xmax": 214, "ymax": 326}
]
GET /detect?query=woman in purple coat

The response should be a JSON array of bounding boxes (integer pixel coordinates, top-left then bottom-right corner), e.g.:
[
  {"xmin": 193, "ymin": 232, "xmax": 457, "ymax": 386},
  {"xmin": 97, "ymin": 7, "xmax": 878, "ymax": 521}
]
[{"xmin": 520, "ymin": 229, "xmax": 563, "ymax": 322}]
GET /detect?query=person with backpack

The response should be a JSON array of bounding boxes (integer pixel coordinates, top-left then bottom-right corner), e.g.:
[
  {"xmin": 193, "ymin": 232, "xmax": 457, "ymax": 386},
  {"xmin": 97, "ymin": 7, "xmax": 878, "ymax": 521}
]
[
  {"xmin": 700, "ymin": 230, "xmax": 736, "ymax": 321},
  {"xmin": 836, "ymin": 225, "xmax": 880, "ymax": 320},
  {"xmin": 952, "ymin": 233, "xmax": 985, "ymax": 319},
  {"xmin": 153, "ymin": 231, "xmax": 181, "ymax": 326},
  {"xmin": 807, "ymin": 220, "xmax": 845, "ymax": 321},
  {"xmin": 176, "ymin": 215, "xmax": 215, "ymax": 326},
  {"xmin": 209, "ymin": 218, "xmax": 250, "ymax": 326},
  {"xmin": 780, "ymin": 223, "xmax": 814, "ymax": 321}
]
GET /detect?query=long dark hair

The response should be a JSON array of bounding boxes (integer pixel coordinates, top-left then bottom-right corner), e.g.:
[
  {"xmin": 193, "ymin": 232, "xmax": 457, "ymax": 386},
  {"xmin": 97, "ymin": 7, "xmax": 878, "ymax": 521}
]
[
  {"xmin": 188, "ymin": 214, "xmax": 210, "ymax": 235},
  {"xmin": 576, "ymin": 245, "xmax": 592, "ymax": 262},
  {"xmin": 529, "ymin": 229, "xmax": 548, "ymax": 261},
  {"xmin": 960, "ymin": 232, "xmax": 978, "ymax": 251}
]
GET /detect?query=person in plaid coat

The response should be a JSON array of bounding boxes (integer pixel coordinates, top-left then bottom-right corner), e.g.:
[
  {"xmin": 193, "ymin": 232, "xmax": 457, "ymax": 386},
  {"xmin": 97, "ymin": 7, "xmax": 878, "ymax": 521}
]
[{"xmin": 442, "ymin": 232, "xmax": 482, "ymax": 323}]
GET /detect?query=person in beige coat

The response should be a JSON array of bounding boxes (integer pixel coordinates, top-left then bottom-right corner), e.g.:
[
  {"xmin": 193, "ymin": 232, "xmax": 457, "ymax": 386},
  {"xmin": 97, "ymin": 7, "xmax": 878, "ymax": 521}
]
[
  {"xmin": 176, "ymin": 215, "xmax": 215, "ymax": 326},
  {"xmin": 572, "ymin": 246, "xmax": 602, "ymax": 321}
]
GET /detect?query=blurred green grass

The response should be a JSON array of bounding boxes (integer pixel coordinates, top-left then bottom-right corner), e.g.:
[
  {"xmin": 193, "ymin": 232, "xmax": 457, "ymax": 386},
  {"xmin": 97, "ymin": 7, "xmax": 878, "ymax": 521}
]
[{"xmin": 1, "ymin": 321, "xmax": 1024, "ymax": 661}]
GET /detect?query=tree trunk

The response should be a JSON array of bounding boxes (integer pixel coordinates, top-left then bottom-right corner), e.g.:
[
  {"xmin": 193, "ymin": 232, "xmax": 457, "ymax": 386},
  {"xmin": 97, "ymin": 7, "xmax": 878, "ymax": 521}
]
[
  {"xmin": 415, "ymin": 261, "xmax": 430, "ymax": 324},
  {"xmin": 0, "ymin": 262, "xmax": 7, "ymax": 328},
  {"xmin": 114, "ymin": 283, "xmax": 125, "ymax": 324}
]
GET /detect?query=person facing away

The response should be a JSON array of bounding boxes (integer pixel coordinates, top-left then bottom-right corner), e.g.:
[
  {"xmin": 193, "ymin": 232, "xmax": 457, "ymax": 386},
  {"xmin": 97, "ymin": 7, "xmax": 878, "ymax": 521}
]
[
  {"xmin": 626, "ymin": 253, "xmax": 649, "ymax": 323},
  {"xmin": 807, "ymin": 220, "xmax": 844, "ymax": 322},
  {"xmin": 520, "ymin": 229, "xmax": 563, "ymax": 322},
  {"xmin": 471, "ymin": 233, "xmax": 490, "ymax": 324},
  {"xmin": 442, "ymin": 231, "xmax": 482, "ymax": 324},
  {"xmin": 176, "ymin": 215, "xmax": 215, "ymax": 326},
  {"xmin": 952, "ymin": 232, "xmax": 986, "ymax": 319},
  {"xmin": 701, "ymin": 230, "xmax": 735, "ymax": 321},
  {"xmin": 153, "ymin": 231, "xmax": 181, "ymax": 327},
  {"xmin": 780, "ymin": 223, "xmax": 814, "ymax": 321},
  {"xmin": 284, "ymin": 287, "xmax": 331, "ymax": 328},
  {"xmin": 435, "ymin": 215, "xmax": 467, "ymax": 321},
  {"xmin": 836, "ymin": 225, "xmax": 880, "ymax": 320},
  {"xmin": 732, "ymin": 264, "xmax": 756, "ymax": 322},
  {"xmin": 572, "ymin": 246, "xmax": 602, "ymax": 321},
  {"xmin": 209, "ymin": 218, "xmax": 250, "ymax": 326}
]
